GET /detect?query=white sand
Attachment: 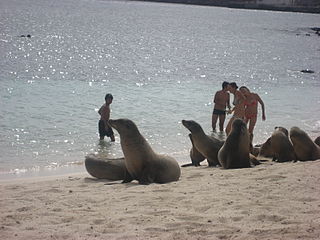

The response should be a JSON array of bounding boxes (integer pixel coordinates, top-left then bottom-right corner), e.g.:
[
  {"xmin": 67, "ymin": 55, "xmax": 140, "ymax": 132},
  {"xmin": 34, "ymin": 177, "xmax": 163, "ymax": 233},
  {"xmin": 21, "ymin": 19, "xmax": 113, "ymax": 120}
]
[{"xmin": 1, "ymin": 159, "xmax": 320, "ymax": 240}]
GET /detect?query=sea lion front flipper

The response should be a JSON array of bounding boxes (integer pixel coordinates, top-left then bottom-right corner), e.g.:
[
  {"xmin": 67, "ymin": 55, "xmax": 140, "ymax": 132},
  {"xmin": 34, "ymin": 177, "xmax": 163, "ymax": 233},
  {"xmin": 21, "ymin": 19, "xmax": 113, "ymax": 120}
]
[
  {"xmin": 122, "ymin": 170, "xmax": 133, "ymax": 183},
  {"xmin": 138, "ymin": 166, "xmax": 154, "ymax": 185}
]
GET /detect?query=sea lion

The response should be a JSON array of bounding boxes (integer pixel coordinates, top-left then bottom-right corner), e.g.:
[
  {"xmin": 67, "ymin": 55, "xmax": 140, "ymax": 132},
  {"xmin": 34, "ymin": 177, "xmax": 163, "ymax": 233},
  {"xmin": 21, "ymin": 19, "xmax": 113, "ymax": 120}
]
[
  {"xmin": 258, "ymin": 126, "xmax": 289, "ymax": 159},
  {"xmin": 290, "ymin": 127, "xmax": 320, "ymax": 161},
  {"xmin": 181, "ymin": 120, "xmax": 224, "ymax": 166},
  {"xmin": 85, "ymin": 154, "xmax": 126, "ymax": 180},
  {"xmin": 218, "ymin": 118, "xmax": 251, "ymax": 169},
  {"xmin": 315, "ymin": 136, "xmax": 320, "ymax": 146},
  {"xmin": 271, "ymin": 127, "xmax": 296, "ymax": 162},
  {"xmin": 181, "ymin": 134, "xmax": 206, "ymax": 167},
  {"xmin": 108, "ymin": 118, "xmax": 181, "ymax": 184}
]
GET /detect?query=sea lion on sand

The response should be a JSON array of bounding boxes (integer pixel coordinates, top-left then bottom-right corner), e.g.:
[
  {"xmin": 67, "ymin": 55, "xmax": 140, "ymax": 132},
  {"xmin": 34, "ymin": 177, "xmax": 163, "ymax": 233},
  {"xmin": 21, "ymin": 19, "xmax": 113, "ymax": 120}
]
[
  {"xmin": 108, "ymin": 118, "xmax": 181, "ymax": 184},
  {"xmin": 218, "ymin": 118, "xmax": 251, "ymax": 169},
  {"xmin": 315, "ymin": 136, "xmax": 320, "ymax": 147},
  {"xmin": 181, "ymin": 134, "xmax": 206, "ymax": 167},
  {"xmin": 258, "ymin": 126, "xmax": 289, "ymax": 159},
  {"xmin": 290, "ymin": 127, "xmax": 320, "ymax": 161},
  {"xmin": 271, "ymin": 128, "xmax": 296, "ymax": 162},
  {"xmin": 182, "ymin": 120, "xmax": 223, "ymax": 166},
  {"xmin": 85, "ymin": 154, "xmax": 126, "ymax": 180}
]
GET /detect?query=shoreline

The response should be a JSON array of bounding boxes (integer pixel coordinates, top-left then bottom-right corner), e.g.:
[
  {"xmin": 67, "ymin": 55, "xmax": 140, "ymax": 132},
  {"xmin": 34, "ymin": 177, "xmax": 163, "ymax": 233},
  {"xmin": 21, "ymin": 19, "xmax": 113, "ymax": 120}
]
[
  {"xmin": 130, "ymin": 0, "xmax": 320, "ymax": 14},
  {"xmin": 1, "ymin": 159, "xmax": 320, "ymax": 239}
]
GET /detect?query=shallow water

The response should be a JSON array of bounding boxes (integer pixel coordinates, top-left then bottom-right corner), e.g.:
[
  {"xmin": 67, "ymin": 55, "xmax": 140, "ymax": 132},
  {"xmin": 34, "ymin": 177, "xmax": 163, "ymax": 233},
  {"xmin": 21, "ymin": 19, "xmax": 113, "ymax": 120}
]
[{"xmin": 0, "ymin": 0, "xmax": 320, "ymax": 178}]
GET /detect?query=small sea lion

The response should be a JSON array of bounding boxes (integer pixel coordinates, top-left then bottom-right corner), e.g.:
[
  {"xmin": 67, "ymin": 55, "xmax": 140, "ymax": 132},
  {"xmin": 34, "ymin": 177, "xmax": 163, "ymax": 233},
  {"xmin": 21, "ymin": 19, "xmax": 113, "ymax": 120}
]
[
  {"xmin": 258, "ymin": 137, "xmax": 273, "ymax": 158},
  {"xmin": 258, "ymin": 126, "xmax": 289, "ymax": 159},
  {"xmin": 218, "ymin": 118, "xmax": 251, "ymax": 169},
  {"xmin": 181, "ymin": 134, "xmax": 206, "ymax": 167},
  {"xmin": 108, "ymin": 118, "xmax": 181, "ymax": 184},
  {"xmin": 290, "ymin": 127, "xmax": 320, "ymax": 161},
  {"xmin": 85, "ymin": 154, "xmax": 126, "ymax": 180},
  {"xmin": 271, "ymin": 128, "xmax": 296, "ymax": 162},
  {"xmin": 315, "ymin": 136, "xmax": 320, "ymax": 146},
  {"xmin": 182, "ymin": 120, "xmax": 223, "ymax": 167}
]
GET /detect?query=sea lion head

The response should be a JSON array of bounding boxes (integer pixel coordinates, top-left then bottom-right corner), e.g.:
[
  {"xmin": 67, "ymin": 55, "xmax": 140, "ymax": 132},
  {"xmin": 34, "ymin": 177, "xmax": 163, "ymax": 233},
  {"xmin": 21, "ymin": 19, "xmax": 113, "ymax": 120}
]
[
  {"xmin": 290, "ymin": 127, "xmax": 310, "ymax": 143},
  {"xmin": 274, "ymin": 126, "xmax": 288, "ymax": 137},
  {"xmin": 108, "ymin": 118, "xmax": 139, "ymax": 137},
  {"xmin": 181, "ymin": 120, "xmax": 203, "ymax": 133},
  {"xmin": 231, "ymin": 118, "xmax": 247, "ymax": 135}
]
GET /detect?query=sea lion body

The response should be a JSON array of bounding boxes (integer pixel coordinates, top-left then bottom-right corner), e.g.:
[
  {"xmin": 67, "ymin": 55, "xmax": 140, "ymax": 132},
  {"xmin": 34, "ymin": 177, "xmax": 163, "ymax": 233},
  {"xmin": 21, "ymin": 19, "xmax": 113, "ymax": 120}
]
[
  {"xmin": 218, "ymin": 119, "xmax": 251, "ymax": 169},
  {"xmin": 182, "ymin": 120, "xmax": 223, "ymax": 166},
  {"xmin": 271, "ymin": 128, "xmax": 296, "ymax": 162},
  {"xmin": 182, "ymin": 134, "xmax": 206, "ymax": 167},
  {"xmin": 85, "ymin": 154, "xmax": 126, "ymax": 180},
  {"xmin": 290, "ymin": 127, "xmax": 320, "ymax": 161},
  {"xmin": 108, "ymin": 119, "xmax": 181, "ymax": 184}
]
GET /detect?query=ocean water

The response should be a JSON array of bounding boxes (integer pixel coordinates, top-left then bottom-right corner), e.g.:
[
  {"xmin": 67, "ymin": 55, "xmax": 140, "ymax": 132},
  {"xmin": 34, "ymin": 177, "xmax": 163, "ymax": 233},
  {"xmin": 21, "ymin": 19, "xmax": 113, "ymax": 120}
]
[{"xmin": 0, "ymin": 0, "xmax": 320, "ymax": 178}]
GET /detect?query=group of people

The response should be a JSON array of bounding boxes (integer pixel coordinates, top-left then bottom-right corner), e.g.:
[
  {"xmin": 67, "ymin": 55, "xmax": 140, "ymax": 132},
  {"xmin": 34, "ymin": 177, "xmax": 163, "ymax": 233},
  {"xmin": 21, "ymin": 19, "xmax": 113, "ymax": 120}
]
[
  {"xmin": 97, "ymin": 82, "xmax": 266, "ymax": 144},
  {"xmin": 212, "ymin": 81, "xmax": 266, "ymax": 142}
]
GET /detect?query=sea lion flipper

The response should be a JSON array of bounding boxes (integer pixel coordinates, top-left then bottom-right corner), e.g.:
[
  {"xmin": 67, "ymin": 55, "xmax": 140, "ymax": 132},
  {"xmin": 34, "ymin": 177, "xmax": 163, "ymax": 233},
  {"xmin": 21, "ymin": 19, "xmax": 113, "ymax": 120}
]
[
  {"xmin": 122, "ymin": 170, "xmax": 133, "ymax": 183},
  {"xmin": 138, "ymin": 166, "xmax": 154, "ymax": 185}
]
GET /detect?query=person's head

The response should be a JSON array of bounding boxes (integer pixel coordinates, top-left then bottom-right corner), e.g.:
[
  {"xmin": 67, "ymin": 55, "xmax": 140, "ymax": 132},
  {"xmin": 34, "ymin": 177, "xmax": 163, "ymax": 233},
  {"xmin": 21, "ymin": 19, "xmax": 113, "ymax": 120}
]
[
  {"xmin": 228, "ymin": 82, "xmax": 238, "ymax": 93},
  {"xmin": 105, "ymin": 93, "xmax": 113, "ymax": 104},
  {"xmin": 239, "ymin": 86, "xmax": 250, "ymax": 96},
  {"xmin": 222, "ymin": 81, "xmax": 229, "ymax": 90}
]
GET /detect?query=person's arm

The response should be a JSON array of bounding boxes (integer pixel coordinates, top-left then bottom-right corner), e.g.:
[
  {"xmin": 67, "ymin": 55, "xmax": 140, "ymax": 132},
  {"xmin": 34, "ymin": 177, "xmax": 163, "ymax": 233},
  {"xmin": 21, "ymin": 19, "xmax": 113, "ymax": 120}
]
[
  {"xmin": 98, "ymin": 106, "xmax": 102, "ymax": 116},
  {"xmin": 256, "ymin": 94, "xmax": 266, "ymax": 121},
  {"xmin": 213, "ymin": 91, "xmax": 219, "ymax": 104},
  {"xmin": 227, "ymin": 93, "xmax": 231, "ymax": 110}
]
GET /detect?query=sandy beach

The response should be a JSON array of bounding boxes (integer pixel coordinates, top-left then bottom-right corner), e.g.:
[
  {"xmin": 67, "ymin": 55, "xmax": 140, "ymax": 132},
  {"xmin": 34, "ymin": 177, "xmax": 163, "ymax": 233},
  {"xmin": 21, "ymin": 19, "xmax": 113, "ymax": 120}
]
[{"xmin": 1, "ymin": 159, "xmax": 320, "ymax": 240}]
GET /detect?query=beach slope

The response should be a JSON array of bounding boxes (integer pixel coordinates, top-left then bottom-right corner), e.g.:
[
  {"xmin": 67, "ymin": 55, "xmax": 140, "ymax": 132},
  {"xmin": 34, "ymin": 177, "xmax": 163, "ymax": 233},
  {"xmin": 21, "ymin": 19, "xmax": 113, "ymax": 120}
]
[{"xmin": 1, "ymin": 160, "xmax": 320, "ymax": 239}]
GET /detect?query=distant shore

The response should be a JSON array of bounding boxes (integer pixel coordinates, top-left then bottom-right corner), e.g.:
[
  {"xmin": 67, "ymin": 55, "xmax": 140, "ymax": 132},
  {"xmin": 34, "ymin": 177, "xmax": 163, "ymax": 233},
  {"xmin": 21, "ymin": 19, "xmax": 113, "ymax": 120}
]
[{"xmin": 131, "ymin": 0, "xmax": 320, "ymax": 14}]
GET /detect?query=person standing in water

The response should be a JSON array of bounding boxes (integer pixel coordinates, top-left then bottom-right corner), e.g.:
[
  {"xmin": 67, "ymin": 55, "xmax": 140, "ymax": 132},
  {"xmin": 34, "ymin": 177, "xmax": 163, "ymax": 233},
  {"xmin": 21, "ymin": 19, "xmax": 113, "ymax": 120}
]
[
  {"xmin": 225, "ymin": 82, "xmax": 246, "ymax": 136},
  {"xmin": 98, "ymin": 93, "xmax": 115, "ymax": 141},
  {"xmin": 239, "ymin": 86, "xmax": 266, "ymax": 141},
  {"xmin": 212, "ymin": 81, "xmax": 231, "ymax": 132}
]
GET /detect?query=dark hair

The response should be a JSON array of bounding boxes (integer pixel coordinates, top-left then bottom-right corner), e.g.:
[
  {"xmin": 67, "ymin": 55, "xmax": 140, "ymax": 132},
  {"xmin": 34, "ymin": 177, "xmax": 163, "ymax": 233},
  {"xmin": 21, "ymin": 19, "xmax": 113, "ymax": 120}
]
[
  {"xmin": 222, "ymin": 81, "xmax": 229, "ymax": 89},
  {"xmin": 239, "ymin": 86, "xmax": 249, "ymax": 91},
  {"xmin": 105, "ymin": 93, "xmax": 113, "ymax": 101},
  {"xmin": 229, "ymin": 82, "xmax": 238, "ymax": 89}
]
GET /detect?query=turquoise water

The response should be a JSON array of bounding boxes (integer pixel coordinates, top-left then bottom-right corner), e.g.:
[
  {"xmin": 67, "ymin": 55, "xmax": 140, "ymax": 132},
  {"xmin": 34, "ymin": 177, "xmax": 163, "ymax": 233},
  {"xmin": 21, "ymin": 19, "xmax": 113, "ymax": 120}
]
[{"xmin": 0, "ymin": 0, "xmax": 320, "ymax": 178}]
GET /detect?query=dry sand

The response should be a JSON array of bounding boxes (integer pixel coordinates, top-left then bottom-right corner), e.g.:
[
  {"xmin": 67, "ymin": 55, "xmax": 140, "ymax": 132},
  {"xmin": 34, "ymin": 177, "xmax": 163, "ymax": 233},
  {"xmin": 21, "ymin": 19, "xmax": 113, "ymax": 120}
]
[{"xmin": 1, "ymin": 159, "xmax": 320, "ymax": 240}]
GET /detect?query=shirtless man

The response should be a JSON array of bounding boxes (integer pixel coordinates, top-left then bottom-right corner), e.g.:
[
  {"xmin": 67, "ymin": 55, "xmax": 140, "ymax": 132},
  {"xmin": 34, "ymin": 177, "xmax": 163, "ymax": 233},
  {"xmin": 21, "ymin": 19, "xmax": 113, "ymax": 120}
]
[
  {"xmin": 98, "ymin": 93, "xmax": 115, "ymax": 141},
  {"xmin": 212, "ymin": 81, "xmax": 231, "ymax": 132}
]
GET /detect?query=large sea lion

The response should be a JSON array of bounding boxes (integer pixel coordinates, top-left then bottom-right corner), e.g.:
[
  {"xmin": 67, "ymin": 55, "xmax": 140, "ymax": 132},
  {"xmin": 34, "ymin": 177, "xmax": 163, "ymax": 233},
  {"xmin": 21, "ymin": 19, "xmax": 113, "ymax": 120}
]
[
  {"xmin": 218, "ymin": 118, "xmax": 251, "ymax": 169},
  {"xmin": 271, "ymin": 127, "xmax": 296, "ymax": 162},
  {"xmin": 290, "ymin": 127, "xmax": 320, "ymax": 161},
  {"xmin": 108, "ymin": 118, "xmax": 181, "ymax": 184},
  {"xmin": 181, "ymin": 134, "xmax": 206, "ymax": 167},
  {"xmin": 181, "ymin": 120, "xmax": 224, "ymax": 166},
  {"xmin": 85, "ymin": 154, "xmax": 126, "ymax": 180}
]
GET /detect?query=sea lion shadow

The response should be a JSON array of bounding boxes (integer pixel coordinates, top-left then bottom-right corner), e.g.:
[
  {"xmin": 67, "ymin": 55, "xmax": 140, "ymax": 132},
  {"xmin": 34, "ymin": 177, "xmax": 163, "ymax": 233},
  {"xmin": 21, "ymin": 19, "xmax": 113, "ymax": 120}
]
[{"xmin": 83, "ymin": 177, "xmax": 120, "ymax": 184}]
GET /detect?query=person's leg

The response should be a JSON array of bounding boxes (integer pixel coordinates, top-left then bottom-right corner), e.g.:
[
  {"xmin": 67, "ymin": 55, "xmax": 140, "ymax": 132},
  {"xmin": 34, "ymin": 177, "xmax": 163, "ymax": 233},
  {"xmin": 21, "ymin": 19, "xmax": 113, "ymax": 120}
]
[
  {"xmin": 248, "ymin": 116, "xmax": 257, "ymax": 135},
  {"xmin": 219, "ymin": 114, "xmax": 226, "ymax": 132},
  {"xmin": 98, "ymin": 120, "xmax": 105, "ymax": 140},
  {"xmin": 225, "ymin": 117, "xmax": 234, "ymax": 136},
  {"xmin": 212, "ymin": 114, "xmax": 218, "ymax": 131}
]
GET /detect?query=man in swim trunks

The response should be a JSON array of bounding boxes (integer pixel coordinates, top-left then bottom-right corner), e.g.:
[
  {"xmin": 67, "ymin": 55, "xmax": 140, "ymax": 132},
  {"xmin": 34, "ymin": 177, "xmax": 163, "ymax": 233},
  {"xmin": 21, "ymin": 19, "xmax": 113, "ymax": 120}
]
[
  {"xmin": 98, "ymin": 93, "xmax": 115, "ymax": 141},
  {"xmin": 212, "ymin": 81, "xmax": 231, "ymax": 132}
]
